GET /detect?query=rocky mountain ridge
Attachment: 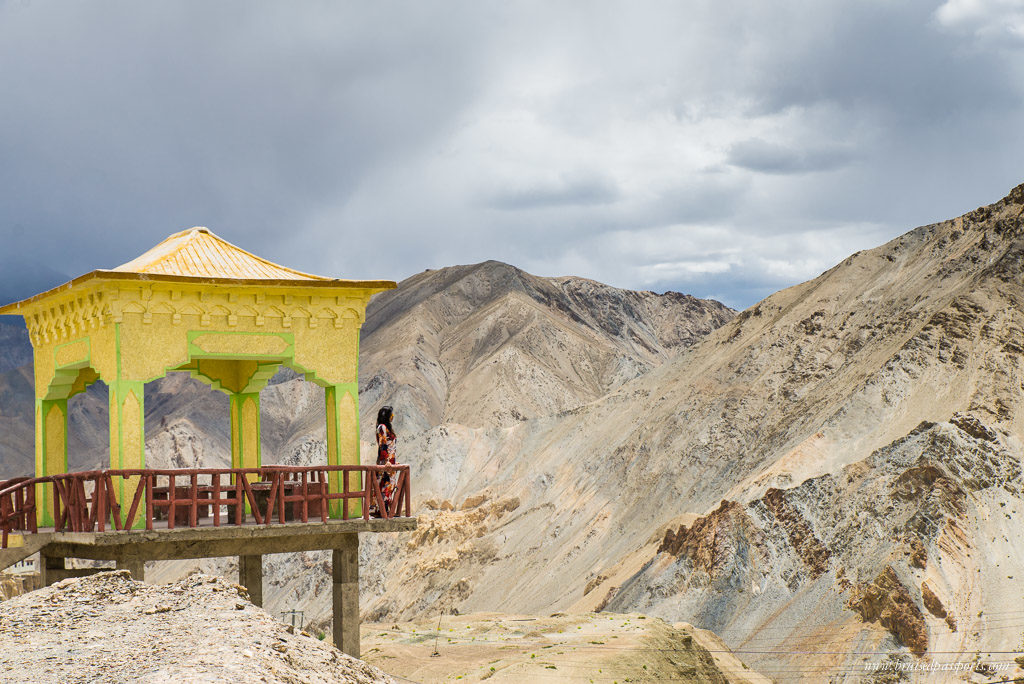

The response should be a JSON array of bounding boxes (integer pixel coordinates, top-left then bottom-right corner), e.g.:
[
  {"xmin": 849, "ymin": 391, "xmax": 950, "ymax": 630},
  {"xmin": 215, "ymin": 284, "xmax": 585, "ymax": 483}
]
[{"xmin": 358, "ymin": 260, "xmax": 735, "ymax": 434}]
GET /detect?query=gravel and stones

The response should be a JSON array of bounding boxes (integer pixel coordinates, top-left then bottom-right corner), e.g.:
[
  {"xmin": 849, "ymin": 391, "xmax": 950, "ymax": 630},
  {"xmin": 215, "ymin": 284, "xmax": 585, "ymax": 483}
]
[{"xmin": 0, "ymin": 571, "xmax": 397, "ymax": 683}]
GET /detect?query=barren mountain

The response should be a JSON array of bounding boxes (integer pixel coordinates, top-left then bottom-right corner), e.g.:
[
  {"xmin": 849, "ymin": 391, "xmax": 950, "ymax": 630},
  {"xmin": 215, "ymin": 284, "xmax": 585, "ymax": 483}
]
[
  {"xmin": 0, "ymin": 363, "xmax": 33, "ymax": 474},
  {"xmin": 0, "ymin": 322, "xmax": 31, "ymax": 373},
  {"xmin": 358, "ymin": 260, "xmax": 735, "ymax": 435},
  {"xmin": 354, "ymin": 183, "xmax": 1024, "ymax": 679}
]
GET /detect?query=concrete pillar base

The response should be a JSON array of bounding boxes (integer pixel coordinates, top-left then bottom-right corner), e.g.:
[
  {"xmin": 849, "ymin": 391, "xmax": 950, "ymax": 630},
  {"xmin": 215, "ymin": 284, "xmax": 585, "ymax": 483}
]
[
  {"xmin": 333, "ymin": 533, "xmax": 359, "ymax": 658},
  {"xmin": 41, "ymin": 553, "xmax": 65, "ymax": 587},
  {"xmin": 116, "ymin": 557, "xmax": 145, "ymax": 581},
  {"xmin": 239, "ymin": 554, "xmax": 263, "ymax": 607}
]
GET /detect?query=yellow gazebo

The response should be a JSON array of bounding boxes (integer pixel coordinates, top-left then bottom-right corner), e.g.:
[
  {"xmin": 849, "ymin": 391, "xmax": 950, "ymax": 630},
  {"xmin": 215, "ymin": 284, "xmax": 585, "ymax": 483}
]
[{"xmin": 0, "ymin": 227, "xmax": 395, "ymax": 524}]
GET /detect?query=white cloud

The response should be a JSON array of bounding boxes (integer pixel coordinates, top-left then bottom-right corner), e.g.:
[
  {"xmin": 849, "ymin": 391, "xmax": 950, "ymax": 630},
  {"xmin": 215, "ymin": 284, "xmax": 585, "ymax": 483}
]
[{"xmin": 935, "ymin": 0, "xmax": 1024, "ymax": 40}]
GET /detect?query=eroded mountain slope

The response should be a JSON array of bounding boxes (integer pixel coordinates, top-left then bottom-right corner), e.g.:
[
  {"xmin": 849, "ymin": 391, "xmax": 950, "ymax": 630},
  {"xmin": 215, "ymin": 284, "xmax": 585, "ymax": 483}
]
[
  {"xmin": 353, "ymin": 183, "xmax": 1024, "ymax": 679},
  {"xmin": 608, "ymin": 418, "xmax": 1023, "ymax": 677}
]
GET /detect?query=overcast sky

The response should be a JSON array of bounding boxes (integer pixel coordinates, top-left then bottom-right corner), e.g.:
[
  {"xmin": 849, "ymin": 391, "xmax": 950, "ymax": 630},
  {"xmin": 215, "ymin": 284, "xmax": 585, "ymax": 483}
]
[{"xmin": 1, "ymin": 1, "xmax": 1022, "ymax": 309}]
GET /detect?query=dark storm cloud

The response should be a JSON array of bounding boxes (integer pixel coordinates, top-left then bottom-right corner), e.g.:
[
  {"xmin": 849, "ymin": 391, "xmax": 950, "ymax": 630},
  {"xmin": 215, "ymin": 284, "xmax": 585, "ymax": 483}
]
[
  {"xmin": 483, "ymin": 173, "xmax": 620, "ymax": 211},
  {"xmin": 0, "ymin": 2, "xmax": 493, "ymax": 276},
  {"xmin": 1, "ymin": 1, "xmax": 1022, "ymax": 310},
  {"xmin": 726, "ymin": 139, "xmax": 854, "ymax": 175}
]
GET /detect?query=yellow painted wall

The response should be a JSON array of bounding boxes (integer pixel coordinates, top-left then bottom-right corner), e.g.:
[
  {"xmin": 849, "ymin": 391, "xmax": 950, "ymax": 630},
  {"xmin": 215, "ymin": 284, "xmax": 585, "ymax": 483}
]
[{"xmin": 14, "ymin": 278, "xmax": 377, "ymax": 522}]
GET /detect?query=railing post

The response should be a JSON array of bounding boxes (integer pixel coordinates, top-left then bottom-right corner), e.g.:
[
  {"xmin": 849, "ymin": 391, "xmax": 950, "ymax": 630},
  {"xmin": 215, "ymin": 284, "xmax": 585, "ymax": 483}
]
[
  {"xmin": 68, "ymin": 477, "xmax": 80, "ymax": 532},
  {"xmin": 27, "ymin": 483, "xmax": 37, "ymax": 534},
  {"xmin": 363, "ymin": 469, "xmax": 370, "ymax": 520},
  {"xmin": 145, "ymin": 473, "xmax": 153, "ymax": 531},
  {"xmin": 1, "ymin": 495, "xmax": 9, "ymax": 548},
  {"xmin": 300, "ymin": 471, "xmax": 309, "ymax": 523},
  {"xmin": 190, "ymin": 473, "xmax": 198, "ymax": 527},
  {"xmin": 51, "ymin": 480, "xmax": 59, "ymax": 531},
  {"xmin": 212, "ymin": 472, "xmax": 221, "ymax": 527},
  {"xmin": 277, "ymin": 472, "xmax": 286, "ymax": 524},
  {"xmin": 405, "ymin": 466, "xmax": 411, "ymax": 518},
  {"xmin": 76, "ymin": 477, "xmax": 85, "ymax": 532},
  {"xmin": 342, "ymin": 467, "xmax": 349, "ymax": 521},
  {"xmin": 79, "ymin": 476, "xmax": 89, "ymax": 531},
  {"xmin": 14, "ymin": 488, "xmax": 23, "ymax": 530},
  {"xmin": 320, "ymin": 470, "xmax": 328, "ymax": 523},
  {"xmin": 167, "ymin": 474, "xmax": 176, "ymax": 530},
  {"xmin": 97, "ymin": 475, "xmax": 106, "ymax": 533},
  {"xmin": 234, "ymin": 473, "xmax": 244, "ymax": 525}
]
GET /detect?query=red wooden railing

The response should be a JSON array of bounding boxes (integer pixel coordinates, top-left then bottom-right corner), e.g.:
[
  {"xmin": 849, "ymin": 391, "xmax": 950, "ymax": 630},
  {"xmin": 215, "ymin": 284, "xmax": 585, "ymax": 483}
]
[
  {"xmin": 0, "ymin": 465, "xmax": 411, "ymax": 548},
  {"xmin": 0, "ymin": 477, "xmax": 36, "ymax": 548}
]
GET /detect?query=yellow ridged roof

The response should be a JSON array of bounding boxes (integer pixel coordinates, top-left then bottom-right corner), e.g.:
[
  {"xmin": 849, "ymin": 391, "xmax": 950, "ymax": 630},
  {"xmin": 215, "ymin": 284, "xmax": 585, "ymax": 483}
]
[
  {"xmin": 113, "ymin": 227, "xmax": 331, "ymax": 281},
  {"xmin": 0, "ymin": 227, "xmax": 395, "ymax": 314}
]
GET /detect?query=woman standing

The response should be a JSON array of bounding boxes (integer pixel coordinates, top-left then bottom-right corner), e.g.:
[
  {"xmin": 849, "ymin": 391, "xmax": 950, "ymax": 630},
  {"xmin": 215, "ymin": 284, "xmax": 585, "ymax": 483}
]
[{"xmin": 374, "ymin": 405, "xmax": 397, "ymax": 516}]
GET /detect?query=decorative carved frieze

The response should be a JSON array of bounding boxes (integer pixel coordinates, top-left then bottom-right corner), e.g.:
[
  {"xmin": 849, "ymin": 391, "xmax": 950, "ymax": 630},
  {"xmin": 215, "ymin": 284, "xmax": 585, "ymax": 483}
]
[{"xmin": 22, "ymin": 284, "xmax": 370, "ymax": 345}]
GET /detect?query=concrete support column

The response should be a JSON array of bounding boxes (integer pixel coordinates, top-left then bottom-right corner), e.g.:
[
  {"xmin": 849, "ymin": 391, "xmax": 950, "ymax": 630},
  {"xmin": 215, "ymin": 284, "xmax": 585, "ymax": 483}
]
[
  {"xmin": 115, "ymin": 556, "xmax": 145, "ymax": 581},
  {"xmin": 40, "ymin": 553, "xmax": 109, "ymax": 585},
  {"xmin": 40, "ymin": 552, "xmax": 65, "ymax": 587},
  {"xmin": 325, "ymin": 384, "xmax": 360, "ymax": 518},
  {"xmin": 239, "ymin": 554, "xmax": 263, "ymax": 607},
  {"xmin": 332, "ymin": 533, "xmax": 359, "ymax": 657},
  {"xmin": 36, "ymin": 398, "xmax": 69, "ymax": 527}
]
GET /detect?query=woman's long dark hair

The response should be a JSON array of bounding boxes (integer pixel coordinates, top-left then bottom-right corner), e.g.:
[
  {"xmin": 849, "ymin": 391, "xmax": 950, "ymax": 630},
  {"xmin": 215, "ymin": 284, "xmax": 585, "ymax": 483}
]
[{"xmin": 376, "ymin": 406, "xmax": 394, "ymax": 433}]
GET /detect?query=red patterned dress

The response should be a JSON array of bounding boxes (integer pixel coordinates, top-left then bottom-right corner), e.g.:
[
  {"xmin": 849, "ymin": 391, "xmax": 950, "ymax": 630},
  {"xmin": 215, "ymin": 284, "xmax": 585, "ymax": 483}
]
[{"xmin": 375, "ymin": 423, "xmax": 397, "ymax": 513}]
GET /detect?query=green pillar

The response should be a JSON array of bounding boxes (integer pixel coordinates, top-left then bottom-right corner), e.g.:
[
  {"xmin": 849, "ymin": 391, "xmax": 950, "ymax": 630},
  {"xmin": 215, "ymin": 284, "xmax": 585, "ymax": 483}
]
[
  {"xmin": 325, "ymin": 383, "xmax": 359, "ymax": 518},
  {"xmin": 229, "ymin": 392, "xmax": 262, "ymax": 471},
  {"xmin": 109, "ymin": 380, "xmax": 145, "ymax": 526},
  {"xmin": 36, "ymin": 398, "xmax": 68, "ymax": 527}
]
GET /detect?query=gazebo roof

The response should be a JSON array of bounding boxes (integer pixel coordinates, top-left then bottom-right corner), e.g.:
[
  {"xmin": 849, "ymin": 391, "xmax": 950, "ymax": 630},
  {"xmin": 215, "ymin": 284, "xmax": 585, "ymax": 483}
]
[
  {"xmin": 113, "ymin": 227, "xmax": 332, "ymax": 281},
  {"xmin": 0, "ymin": 227, "xmax": 394, "ymax": 314}
]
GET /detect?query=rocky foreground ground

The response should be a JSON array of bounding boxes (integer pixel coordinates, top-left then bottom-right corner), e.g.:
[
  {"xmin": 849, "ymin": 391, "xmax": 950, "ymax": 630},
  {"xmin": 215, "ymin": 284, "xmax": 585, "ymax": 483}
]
[{"xmin": 0, "ymin": 571, "xmax": 397, "ymax": 683}]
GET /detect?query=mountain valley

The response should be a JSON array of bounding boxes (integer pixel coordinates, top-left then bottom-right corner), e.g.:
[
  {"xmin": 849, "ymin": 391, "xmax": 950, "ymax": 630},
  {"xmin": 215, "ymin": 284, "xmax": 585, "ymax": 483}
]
[{"xmin": 3, "ymin": 184, "xmax": 1024, "ymax": 680}]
